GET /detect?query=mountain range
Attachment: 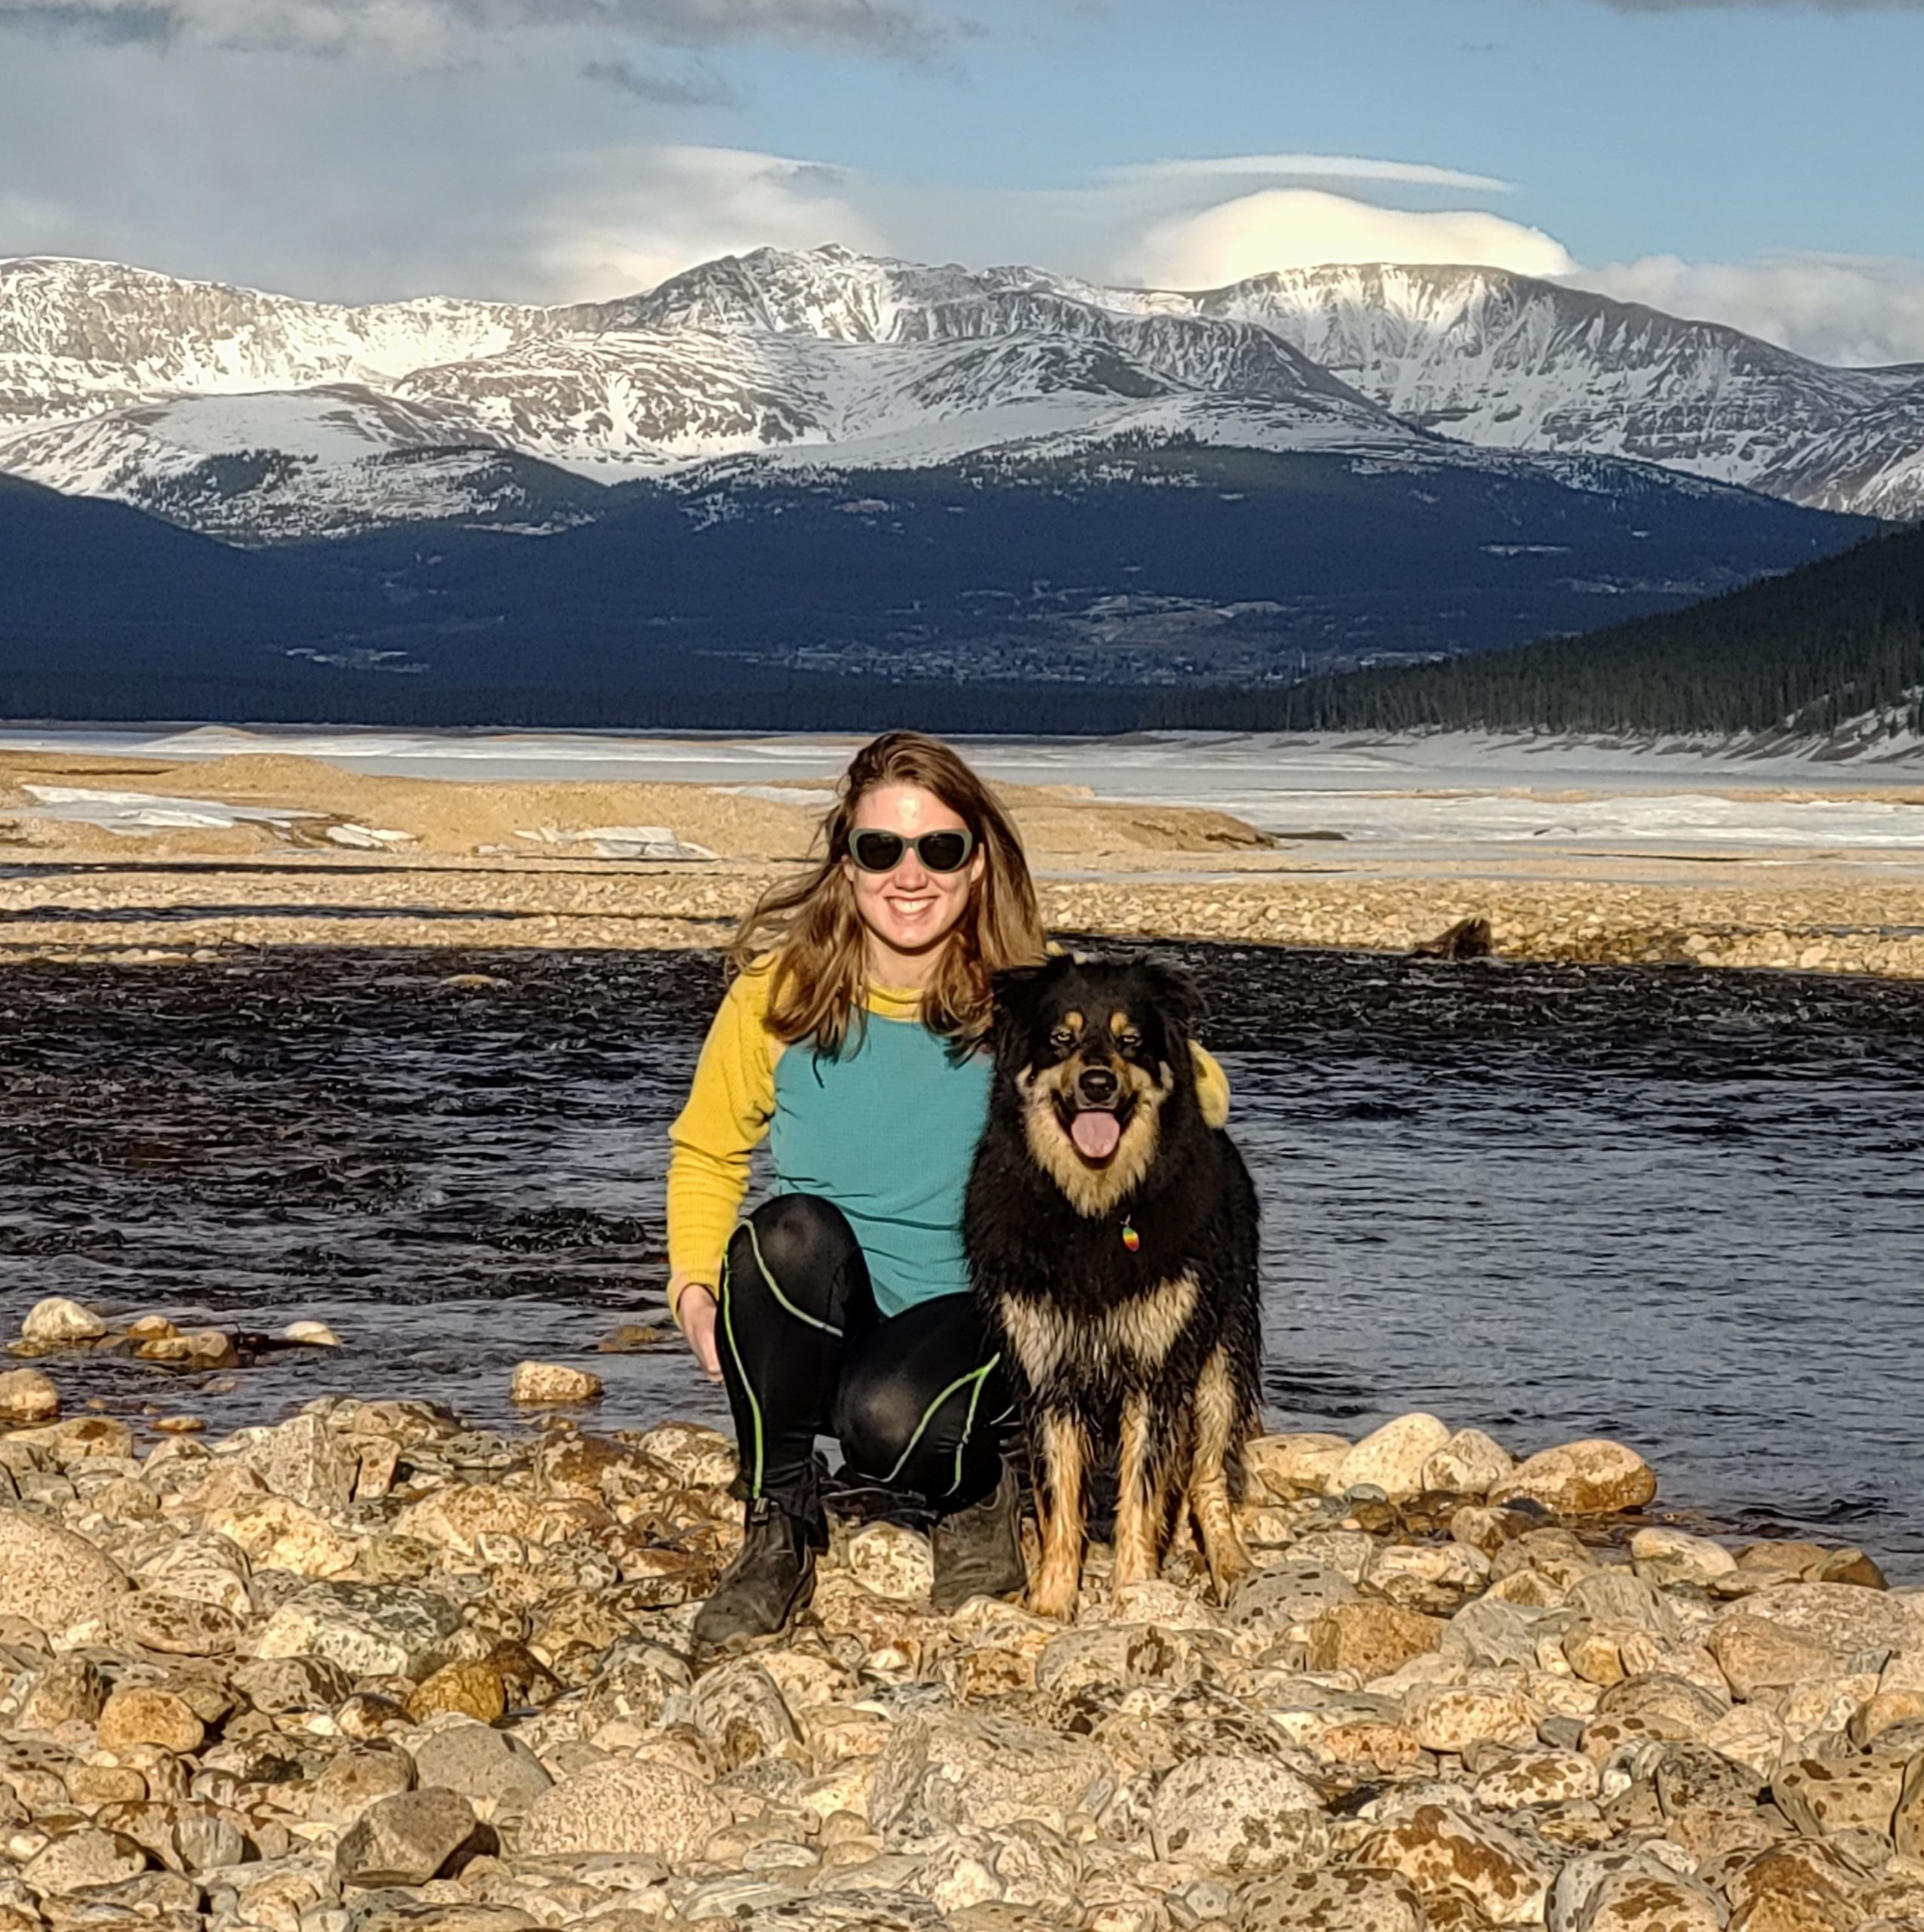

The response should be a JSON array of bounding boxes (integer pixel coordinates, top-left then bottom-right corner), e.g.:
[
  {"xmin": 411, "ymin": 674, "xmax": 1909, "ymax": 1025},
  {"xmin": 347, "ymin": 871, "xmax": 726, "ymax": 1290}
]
[
  {"xmin": 0, "ymin": 242, "xmax": 1914, "ymax": 727},
  {"xmin": 4, "ymin": 245, "xmax": 1921, "ymax": 543}
]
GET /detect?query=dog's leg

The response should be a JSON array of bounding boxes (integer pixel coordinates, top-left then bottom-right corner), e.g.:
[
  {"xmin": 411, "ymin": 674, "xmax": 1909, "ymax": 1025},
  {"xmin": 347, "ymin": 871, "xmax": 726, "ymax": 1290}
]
[
  {"xmin": 1111, "ymin": 1389, "xmax": 1165, "ymax": 1592},
  {"xmin": 1026, "ymin": 1408, "xmax": 1087, "ymax": 1620},
  {"xmin": 1188, "ymin": 1345, "xmax": 1254, "ymax": 1601}
]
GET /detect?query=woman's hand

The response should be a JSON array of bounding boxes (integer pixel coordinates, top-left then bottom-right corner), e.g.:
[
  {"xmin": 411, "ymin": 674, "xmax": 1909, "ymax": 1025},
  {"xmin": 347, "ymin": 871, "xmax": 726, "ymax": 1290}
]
[{"xmin": 674, "ymin": 1278, "xmax": 722, "ymax": 1382}]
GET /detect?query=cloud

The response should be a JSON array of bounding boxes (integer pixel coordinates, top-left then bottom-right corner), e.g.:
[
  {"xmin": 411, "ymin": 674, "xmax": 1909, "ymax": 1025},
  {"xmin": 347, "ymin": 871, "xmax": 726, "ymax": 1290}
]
[
  {"xmin": 1116, "ymin": 187, "xmax": 1575, "ymax": 291},
  {"xmin": 529, "ymin": 143, "xmax": 885, "ymax": 300},
  {"xmin": 0, "ymin": 0, "xmax": 968, "ymax": 63},
  {"xmin": 1575, "ymin": 252, "xmax": 1924, "ymax": 367},
  {"xmin": 1102, "ymin": 155, "xmax": 1516, "ymax": 194},
  {"xmin": 580, "ymin": 52, "xmax": 734, "ymax": 103}
]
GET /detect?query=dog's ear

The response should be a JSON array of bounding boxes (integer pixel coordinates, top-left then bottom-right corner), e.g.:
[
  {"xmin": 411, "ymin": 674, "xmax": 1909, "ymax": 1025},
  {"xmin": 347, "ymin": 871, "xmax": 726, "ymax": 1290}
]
[{"xmin": 1138, "ymin": 958, "xmax": 1206, "ymax": 1042}]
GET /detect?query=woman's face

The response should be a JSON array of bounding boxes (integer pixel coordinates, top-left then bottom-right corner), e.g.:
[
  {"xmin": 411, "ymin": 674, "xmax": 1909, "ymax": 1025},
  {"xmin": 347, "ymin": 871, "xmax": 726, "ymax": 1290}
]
[{"xmin": 844, "ymin": 781, "xmax": 985, "ymax": 967}]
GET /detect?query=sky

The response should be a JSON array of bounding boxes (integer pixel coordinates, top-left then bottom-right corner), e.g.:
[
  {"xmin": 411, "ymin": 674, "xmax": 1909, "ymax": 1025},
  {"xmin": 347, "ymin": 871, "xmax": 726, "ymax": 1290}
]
[{"xmin": 4, "ymin": 0, "xmax": 1924, "ymax": 365}]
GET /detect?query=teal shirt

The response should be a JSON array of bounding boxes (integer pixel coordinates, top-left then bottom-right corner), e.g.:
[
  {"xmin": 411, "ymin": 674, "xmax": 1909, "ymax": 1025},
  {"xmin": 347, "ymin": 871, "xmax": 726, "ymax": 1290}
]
[{"xmin": 770, "ymin": 1011, "xmax": 991, "ymax": 1318}]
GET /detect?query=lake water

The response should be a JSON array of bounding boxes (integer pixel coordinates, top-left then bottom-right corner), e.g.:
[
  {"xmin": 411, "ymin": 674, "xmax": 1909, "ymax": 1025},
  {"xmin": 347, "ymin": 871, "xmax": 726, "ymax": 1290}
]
[{"xmin": 5, "ymin": 945, "xmax": 1922, "ymax": 1570}]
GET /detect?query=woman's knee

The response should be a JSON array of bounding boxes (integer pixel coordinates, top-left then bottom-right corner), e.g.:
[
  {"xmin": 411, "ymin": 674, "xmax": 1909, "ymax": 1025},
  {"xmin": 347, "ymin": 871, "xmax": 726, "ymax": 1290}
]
[
  {"xmin": 731, "ymin": 1194, "xmax": 861, "ymax": 1327},
  {"xmin": 834, "ymin": 1368, "xmax": 930, "ymax": 1484}
]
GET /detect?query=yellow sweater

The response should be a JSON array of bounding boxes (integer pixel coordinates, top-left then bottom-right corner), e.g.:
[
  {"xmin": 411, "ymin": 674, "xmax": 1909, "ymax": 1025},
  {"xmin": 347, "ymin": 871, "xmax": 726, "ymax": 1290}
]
[{"xmin": 667, "ymin": 962, "xmax": 1231, "ymax": 1316}]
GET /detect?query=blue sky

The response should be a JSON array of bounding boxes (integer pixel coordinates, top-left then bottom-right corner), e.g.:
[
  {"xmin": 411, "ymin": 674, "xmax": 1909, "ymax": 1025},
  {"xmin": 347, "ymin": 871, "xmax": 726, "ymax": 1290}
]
[{"xmin": 4, "ymin": 0, "xmax": 1923, "ymax": 361}]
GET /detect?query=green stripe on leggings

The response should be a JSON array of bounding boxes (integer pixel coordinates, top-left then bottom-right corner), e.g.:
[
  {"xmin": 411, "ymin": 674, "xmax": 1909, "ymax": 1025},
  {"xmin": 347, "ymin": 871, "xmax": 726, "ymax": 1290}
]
[{"xmin": 884, "ymin": 1352, "xmax": 1001, "ymax": 1488}]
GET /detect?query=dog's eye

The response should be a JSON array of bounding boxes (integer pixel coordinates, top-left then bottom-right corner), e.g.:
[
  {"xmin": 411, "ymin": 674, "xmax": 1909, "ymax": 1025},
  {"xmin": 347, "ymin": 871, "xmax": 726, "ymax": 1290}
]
[
  {"xmin": 1116, "ymin": 1030, "xmax": 1144, "ymax": 1052},
  {"xmin": 1048, "ymin": 1026, "xmax": 1077, "ymax": 1051}
]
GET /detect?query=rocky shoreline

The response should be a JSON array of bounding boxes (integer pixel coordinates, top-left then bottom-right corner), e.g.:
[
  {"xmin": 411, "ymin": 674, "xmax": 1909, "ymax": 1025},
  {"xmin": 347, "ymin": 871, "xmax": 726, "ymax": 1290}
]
[{"xmin": 2, "ymin": 1297, "xmax": 1922, "ymax": 1932}]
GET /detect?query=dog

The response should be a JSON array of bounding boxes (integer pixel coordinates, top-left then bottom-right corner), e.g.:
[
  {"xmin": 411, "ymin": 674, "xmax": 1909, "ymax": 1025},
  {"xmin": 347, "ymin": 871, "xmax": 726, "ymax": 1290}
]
[{"xmin": 964, "ymin": 954, "xmax": 1260, "ymax": 1618}]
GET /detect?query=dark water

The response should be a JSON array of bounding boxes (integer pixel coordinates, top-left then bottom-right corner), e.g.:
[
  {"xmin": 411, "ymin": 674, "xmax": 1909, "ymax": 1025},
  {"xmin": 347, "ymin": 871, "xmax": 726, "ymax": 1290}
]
[{"xmin": 2, "ymin": 946, "xmax": 1922, "ymax": 1571}]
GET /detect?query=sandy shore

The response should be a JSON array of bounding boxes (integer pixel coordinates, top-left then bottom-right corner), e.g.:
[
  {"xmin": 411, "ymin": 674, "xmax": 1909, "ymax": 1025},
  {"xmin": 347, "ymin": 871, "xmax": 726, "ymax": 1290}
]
[{"xmin": 5, "ymin": 748, "xmax": 1924, "ymax": 978}]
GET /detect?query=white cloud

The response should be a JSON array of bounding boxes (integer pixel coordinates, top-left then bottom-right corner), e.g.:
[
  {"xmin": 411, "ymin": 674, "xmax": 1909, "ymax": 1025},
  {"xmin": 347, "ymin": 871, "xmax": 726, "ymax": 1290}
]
[
  {"xmin": 0, "ymin": 0, "xmax": 966, "ymax": 63},
  {"xmin": 1102, "ymin": 155, "xmax": 1516, "ymax": 194},
  {"xmin": 1116, "ymin": 187, "xmax": 1575, "ymax": 291},
  {"xmin": 1574, "ymin": 252, "xmax": 1924, "ymax": 368},
  {"xmin": 528, "ymin": 144, "xmax": 884, "ymax": 300}
]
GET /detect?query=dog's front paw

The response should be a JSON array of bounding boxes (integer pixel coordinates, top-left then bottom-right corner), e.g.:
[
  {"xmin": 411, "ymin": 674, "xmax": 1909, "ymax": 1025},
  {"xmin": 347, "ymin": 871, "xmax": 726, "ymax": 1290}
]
[{"xmin": 1025, "ymin": 1571, "xmax": 1080, "ymax": 1620}]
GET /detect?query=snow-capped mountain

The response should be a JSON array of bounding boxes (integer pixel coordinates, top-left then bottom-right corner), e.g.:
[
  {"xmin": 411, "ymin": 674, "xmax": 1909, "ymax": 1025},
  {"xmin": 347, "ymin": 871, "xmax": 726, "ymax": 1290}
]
[{"xmin": 0, "ymin": 242, "xmax": 1919, "ymax": 543}]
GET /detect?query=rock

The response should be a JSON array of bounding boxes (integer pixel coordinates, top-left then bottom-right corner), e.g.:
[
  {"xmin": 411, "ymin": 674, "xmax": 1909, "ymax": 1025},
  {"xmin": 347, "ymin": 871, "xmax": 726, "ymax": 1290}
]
[
  {"xmin": 1336, "ymin": 1414, "xmax": 1453, "ymax": 1500},
  {"xmin": 869, "ymin": 1712, "xmax": 1113, "ymax": 1838},
  {"xmin": 844, "ymin": 1523, "xmax": 933, "ymax": 1602},
  {"xmin": 116, "ymin": 1590, "xmax": 244, "ymax": 1656},
  {"xmin": 1496, "ymin": 1440, "xmax": 1657, "ymax": 1516},
  {"xmin": 21, "ymin": 1825, "xmax": 148, "ymax": 1894},
  {"xmin": 1476, "ymin": 1749, "xmax": 1602, "ymax": 1810},
  {"xmin": 232, "ymin": 1413, "xmax": 360, "ymax": 1511},
  {"xmin": 0, "ymin": 1370, "xmax": 60, "ymax": 1425},
  {"xmin": 518, "ymin": 1758, "xmax": 726, "ymax": 1861},
  {"xmin": 1723, "ymin": 1850, "xmax": 1858, "ymax": 1932},
  {"xmin": 97, "ymin": 1685, "xmax": 205, "ymax": 1755},
  {"xmin": 1356, "ymin": 1803, "xmax": 1552, "ymax": 1925},
  {"xmin": 1404, "ymin": 1684, "xmax": 1540, "ymax": 1754},
  {"xmin": 1237, "ymin": 1869, "xmax": 1427, "ymax": 1932},
  {"xmin": 232, "ymin": 1653, "xmax": 355, "ymax": 1712},
  {"xmin": 1245, "ymin": 1434, "xmax": 1352, "ymax": 1499},
  {"xmin": 1149, "ymin": 1754, "xmax": 1326, "ymax": 1875},
  {"xmin": 693, "ymin": 1657, "xmax": 801, "ymax": 1764},
  {"xmin": 136, "ymin": 1532, "xmax": 254, "ymax": 1617},
  {"xmin": 411, "ymin": 1722, "xmax": 552, "ymax": 1811},
  {"xmin": 392, "ymin": 1483, "xmax": 557, "ymax": 1558},
  {"xmin": 20, "ymin": 1655, "xmax": 107, "ymax": 1728},
  {"xmin": 201, "ymin": 1490, "xmax": 357, "ymax": 1577},
  {"xmin": 172, "ymin": 1811, "xmax": 249, "ymax": 1873},
  {"xmin": 335, "ymin": 1788, "xmax": 484, "ymax": 1887},
  {"xmin": 1710, "ymin": 1617, "xmax": 1850, "ymax": 1700},
  {"xmin": 634, "ymin": 1418, "xmax": 739, "ymax": 1487},
  {"xmin": 1773, "ymin": 1753, "xmax": 1909, "ymax": 1839},
  {"xmin": 309, "ymin": 1745, "xmax": 419, "ymax": 1826},
  {"xmin": 20, "ymin": 1297, "xmax": 107, "ymax": 1345},
  {"xmin": 0, "ymin": 1505, "xmax": 128, "ymax": 1634},
  {"xmin": 509, "ymin": 1361, "xmax": 604, "ymax": 1405},
  {"xmin": 1729, "ymin": 1583, "xmax": 1923, "ymax": 1658},
  {"xmin": 1575, "ymin": 1866, "xmax": 1726, "ymax": 1932},
  {"xmin": 282, "ymin": 1320, "xmax": 342, "ymax": 1346},
  {"xmin": 407, "ymin": 1661, "xmax": 507, "ymax": 1724},
  {"xmin": 1305, "ymin": 1601, "xmax": 1446, "ymax": 1678},
  {"xmin": 137, "ymin": 1327, "xmax": 237, "ymax": 1367},
  {"xmin": 1424, "ymin": 1429, "xmax": 1517, "ymax": 1497},
  {"xmin": 1632, "ymin": 1527, "xmax": 1739, "ymax": 1589},
  {"xmin": 255, "ymin": 1581, "xmax": 461, "ymax": 1678}
]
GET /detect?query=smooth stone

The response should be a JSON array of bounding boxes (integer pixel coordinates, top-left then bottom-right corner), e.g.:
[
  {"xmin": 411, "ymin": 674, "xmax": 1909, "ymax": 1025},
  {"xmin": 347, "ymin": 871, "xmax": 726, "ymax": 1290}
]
[
  {"xmin": 1244, "ymin": 1434, "xmax": 1352, "ymax": 1499},
  {"xmin": 115, "ymin": 1589, "xmax": 245, "ymax": 1657},
  {"xmin": 1148, "ymin": 1754, "xmax": 1326, "ymax": 1875},
  {"xmin": 232, "ymin": 1654, "xmax": 355, "ymax": 1712},
  {"xmin": 97, "ymin": 1685, "xmax": 205, "ymax": 1754},
  {"xmin": 844, "ymin": 1523, "xmax": 933, "ymax": 1603},
  {"xmin": 1355, "ymin": 1802, "xmax": 1553, "ymax": 1926},
  {"xmin": 1496, "ymin": 1440, "xmax": 1657, "ymax": 1517},
  {"xmin": 0, "ymin": 1505, "xmax": 128, "ymax": 1635},
  {"xmin": 335, "ymin": 1788, "xmax": 484, "ymax": 1887},
  {"xmin": 509, "ymin": 1361, "xmax": 604, "ymax": 1405},
  {"xmin": 0, "ymin": 1370, "xmax": 60, "ymax": 1426},
  {"xmin": 255, "ymin": 1581, "xmax": 462, "ymax": 1678},
  {"xmin": 1727, "ymin": 1583, "xmax": 1924, "ymax": 1658},
  {"xmin": 1335, "ymin": 1414, "xmax": 1452, "ymax": 1501},
  {"xmin": 20, "ymin": 1297, "xmax": 108, "ymax": 1345},
  {"xmin": 309, "ymin": 1746, "xmax": 419, "ymax": 1826},
  {"xmin": 1633, "ymin": 1527, "xmax": 1740, "ymax": 1589},
  {"xmin": 1423, "ymin": 1428, "xmax": 1517, "ymax": 1498},
  {"xmin": 1773, "ymin": 1754, "xmax": 1910, "ymax": 1839},
  {"xmin": 21, "ymin": 1825, "xmax": 149, "ymax": 1894},
  {"xmin": 868, "ymin": 1711, "xmax": 1113, "ymax": 1839},
  {"xmin": 410, "ymin": 1722, "xmax": 552, "ymax": 1811},
  {"xmin": 517, "ymin": 1758, "xmax": 725, "ymax": 1862},
  {"xmin": 229, "ymin": 1413, "xmax": 360, "ymax": 1512},
  {"xmin": 1403, "ymin": 1684, "xmax": 1539, "ymax": 1755},
  {"xmin": 1237, "ymin": 1868, "xmax": 1427, "ymax": 1932}
]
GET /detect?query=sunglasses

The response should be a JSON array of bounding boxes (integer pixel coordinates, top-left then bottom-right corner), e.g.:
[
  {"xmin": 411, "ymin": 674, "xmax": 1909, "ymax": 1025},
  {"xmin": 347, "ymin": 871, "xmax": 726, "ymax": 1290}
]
[{"xmin": 847, "ymin": 826, "xmax": 977, "ymax": 874}]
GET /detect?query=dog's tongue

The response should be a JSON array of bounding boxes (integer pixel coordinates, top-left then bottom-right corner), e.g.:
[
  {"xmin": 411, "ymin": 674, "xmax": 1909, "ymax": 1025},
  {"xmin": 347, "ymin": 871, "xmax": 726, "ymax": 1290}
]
[{"xmin": 1071, "ymin": 1109, "xmax": 1122, "ymax": 1160}]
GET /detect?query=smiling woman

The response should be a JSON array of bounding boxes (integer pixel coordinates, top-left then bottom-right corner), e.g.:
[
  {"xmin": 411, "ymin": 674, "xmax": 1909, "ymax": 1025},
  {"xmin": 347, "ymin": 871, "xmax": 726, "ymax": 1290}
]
[{"xmin": 662, "ymin": 731, "xmax": 1049, "ymax": 1647}]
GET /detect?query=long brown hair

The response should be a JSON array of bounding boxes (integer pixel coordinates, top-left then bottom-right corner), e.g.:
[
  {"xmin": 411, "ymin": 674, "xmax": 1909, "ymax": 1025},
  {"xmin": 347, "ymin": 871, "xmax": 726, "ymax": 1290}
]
[{"xmin": 730, "ymin": 731, "xmax": 1045, "ymax": 1053}]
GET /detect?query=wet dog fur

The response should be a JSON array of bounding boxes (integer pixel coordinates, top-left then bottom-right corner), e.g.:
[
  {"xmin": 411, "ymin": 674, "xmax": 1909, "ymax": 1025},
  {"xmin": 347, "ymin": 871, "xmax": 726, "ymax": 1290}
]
[{"xmin": 964, "ymin": 955, "xmax": 1260, "ymax": 1617}]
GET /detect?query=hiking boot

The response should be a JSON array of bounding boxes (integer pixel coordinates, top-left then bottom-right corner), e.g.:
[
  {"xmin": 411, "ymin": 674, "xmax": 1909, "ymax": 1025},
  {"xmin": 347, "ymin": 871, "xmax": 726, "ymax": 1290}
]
[
  {"xmin": 692, "ymin": 1497, "xmax": 821, "ymax": 1653},
  {"xmin": 930, "ymin": 1458, "xmax": 1027, "ymax": 1613}
]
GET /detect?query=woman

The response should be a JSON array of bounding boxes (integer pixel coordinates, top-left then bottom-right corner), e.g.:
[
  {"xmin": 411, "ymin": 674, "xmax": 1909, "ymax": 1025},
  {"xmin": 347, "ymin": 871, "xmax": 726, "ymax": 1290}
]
[{"xmin": 667, "ymin": 731, "xmax": 1227, "ymax": 1647}]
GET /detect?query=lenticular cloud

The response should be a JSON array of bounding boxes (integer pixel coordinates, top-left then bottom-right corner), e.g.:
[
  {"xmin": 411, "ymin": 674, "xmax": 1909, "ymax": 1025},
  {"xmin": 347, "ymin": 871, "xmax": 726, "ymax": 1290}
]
[{"xmin": 1118, "ymin": 189, "xmax": 1577, "ymax": 292}]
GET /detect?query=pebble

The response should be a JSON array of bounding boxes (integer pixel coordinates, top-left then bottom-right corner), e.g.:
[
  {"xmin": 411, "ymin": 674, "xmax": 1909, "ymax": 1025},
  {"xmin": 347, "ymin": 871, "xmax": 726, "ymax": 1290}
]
[
  {"xmin": 508, "ymin": 1361, "xmax": 605, "ymax": 1405},
  {"xmin": 0, "ymin": 1392, "xmax": 1906, "ymax": 1932},
  {"xmin": 18, "ymin": 1295, "xmax": 108, "ymax": 1344},
  {"xmin": 0, "ymin": 1368, "xmax": 60, "ymax": 1425}
]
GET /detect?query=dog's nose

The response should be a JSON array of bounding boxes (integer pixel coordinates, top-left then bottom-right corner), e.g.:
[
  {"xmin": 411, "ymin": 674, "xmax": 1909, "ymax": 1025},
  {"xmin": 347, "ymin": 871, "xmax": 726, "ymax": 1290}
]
[{"xmin": 1077, "ymin": 1065, "xmax": 1118, "ymax": 1104}]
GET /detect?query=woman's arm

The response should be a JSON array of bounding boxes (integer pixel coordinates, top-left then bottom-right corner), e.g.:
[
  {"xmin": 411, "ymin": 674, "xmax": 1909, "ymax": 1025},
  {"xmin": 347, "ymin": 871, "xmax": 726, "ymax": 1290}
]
[{"xmin": 667, "ymin": 968, "xmax": 779, "ymax": 1343}]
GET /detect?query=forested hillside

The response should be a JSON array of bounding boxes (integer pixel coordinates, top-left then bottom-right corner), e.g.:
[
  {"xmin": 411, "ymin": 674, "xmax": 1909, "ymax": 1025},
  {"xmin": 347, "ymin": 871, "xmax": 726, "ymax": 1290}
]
[{"xmin": 1246, "ymin": 523, "xmax": 1924, "ymax": 739}]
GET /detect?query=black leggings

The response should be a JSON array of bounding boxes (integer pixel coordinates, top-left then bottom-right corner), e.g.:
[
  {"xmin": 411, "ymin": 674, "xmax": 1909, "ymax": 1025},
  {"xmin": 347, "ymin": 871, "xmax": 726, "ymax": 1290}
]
[{"xmin": 717, "ymin": 1194, "xmax": 1010, "ymax": 1523}]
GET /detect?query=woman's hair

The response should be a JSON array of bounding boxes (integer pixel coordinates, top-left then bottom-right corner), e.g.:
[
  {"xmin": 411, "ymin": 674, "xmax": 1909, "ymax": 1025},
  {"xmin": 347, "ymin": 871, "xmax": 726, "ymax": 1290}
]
[{"xmin": 730, "ymin": 731, "xmax": 1045, "ymax": 1053}]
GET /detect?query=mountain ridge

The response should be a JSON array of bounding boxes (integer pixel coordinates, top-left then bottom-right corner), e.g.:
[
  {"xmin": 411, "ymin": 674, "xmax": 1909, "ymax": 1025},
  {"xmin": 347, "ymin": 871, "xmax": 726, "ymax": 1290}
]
[{"xmin": 2, "ymin": 244, "xmax": 1921, "ymax": 544}]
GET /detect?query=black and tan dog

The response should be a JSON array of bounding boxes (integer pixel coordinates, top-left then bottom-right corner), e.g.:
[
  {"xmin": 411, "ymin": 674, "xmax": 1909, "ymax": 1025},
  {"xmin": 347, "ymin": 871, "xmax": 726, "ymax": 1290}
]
[{"xmin": 964, "ymin": 955, "xmax": 1260, "ymax": 1618}]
